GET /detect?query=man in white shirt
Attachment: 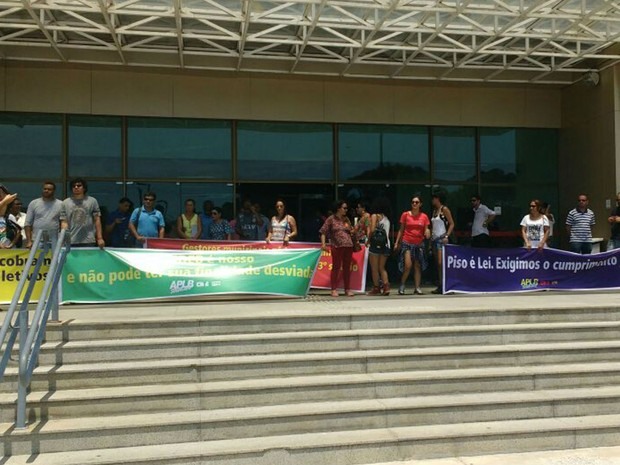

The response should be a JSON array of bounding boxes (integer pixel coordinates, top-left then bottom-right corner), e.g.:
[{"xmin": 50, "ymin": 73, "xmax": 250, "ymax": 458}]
[{"xmin": 470, "ymin": 194, "xmax": 496, "ymax": 248}]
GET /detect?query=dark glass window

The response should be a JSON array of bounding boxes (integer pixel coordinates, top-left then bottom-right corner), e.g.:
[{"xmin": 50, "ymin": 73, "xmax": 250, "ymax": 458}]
[
  {"xmin": 68, "ymin": 115, "xmax": 122, "ymax": 178},
  {"xmin": 237, "ymin": 121, "xmax": 333, "ymax": 180},
  {"xmin": 0, "ymin": 113, "xmax": 62, "ymax": 179},
  {"xmin": 480, "ymin": 128, "xmax": 558, "ymax": 184},
  {"xmin": 480, "ymin": 128, "xmax": 517, "ymax": 183},
  {"xmin": 128, "ymin": 118, "xmax": 231, "ymax": 179},
  {"xmin": 338, "ymin": 125, "xmax": 429, "ymax": 181},
  {"xmin": 432, "ymin": 127, "xmax": 476, "ymax": 182}
]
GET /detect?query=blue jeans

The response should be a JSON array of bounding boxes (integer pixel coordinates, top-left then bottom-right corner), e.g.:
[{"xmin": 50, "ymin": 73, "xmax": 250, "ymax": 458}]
[
  {"xmin": 608, "ymin": 238, "xmax": 620, "ymax": 251},
  {"xmin": 569, "ymin": 242, "xmax": 592, "ymax": 254}
]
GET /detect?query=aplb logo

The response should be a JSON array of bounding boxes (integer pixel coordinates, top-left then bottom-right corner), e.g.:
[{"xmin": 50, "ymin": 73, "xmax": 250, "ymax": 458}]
[
  {"xmin": 520, "ymin": 278, "xmax": 539, "ymax": 289},
  {"xmin": 169, "ymin": 280, "xmax": 195, "ymax": 294}
]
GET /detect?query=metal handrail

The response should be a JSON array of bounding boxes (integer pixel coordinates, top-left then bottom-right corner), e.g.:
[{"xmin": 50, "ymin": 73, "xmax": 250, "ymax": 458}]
[
  {"xmin": 16, "ymin": 229, "xmax": 70, "ymax": 428},
  {"xmin": 0, "ymin": 230, "xmax": 49, "ymax": 382},
  {"xmin": 0, "ymin": 229, "xmax": 71, "ymax": 428}
]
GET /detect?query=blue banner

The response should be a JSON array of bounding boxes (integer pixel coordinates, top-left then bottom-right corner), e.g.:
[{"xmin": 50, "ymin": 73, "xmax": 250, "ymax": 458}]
[{"xmin": 443, "ymin": 245, "xmax": 620, "ymax": 293}]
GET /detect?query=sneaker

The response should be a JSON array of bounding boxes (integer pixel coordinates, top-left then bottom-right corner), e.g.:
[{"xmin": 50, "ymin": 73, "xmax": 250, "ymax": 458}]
[
  {"xmin": 398, "ymin": 284, "xmax": 406, "ymax": 295},
  {"xmin": 414, "ymin": 288, "xmax": 423, "ymax": 295}
]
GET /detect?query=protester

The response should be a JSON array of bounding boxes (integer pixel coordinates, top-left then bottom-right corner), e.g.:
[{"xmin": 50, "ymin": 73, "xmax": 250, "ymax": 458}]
[
  {"xmin": 254, "ymin": 203, "xmax": 269, "ymax": 240},
  {"xmin": 430, "ymin": 192, "xmax": 455, "ymax": 294},
  {"xmin": 366, "ymin": 197, "xmax": 391, "ymax": 296},
  {"xmin": 24, "ymin": 181, "xmax": 62, "ymax": 248},
  {"xmin": 266, "ymin": 199, "xmax": 297, "ymax": 245},
  {"xmin": 128, "ymin": 191, "xmax": 165, "ymax": 246},
  {"xmin": 105, "ymin": 197, "xmax": 133, "ymax": 247},
  {"xmin": 541, "ymin": 202, "xmax": 555, "ymax": 248},
  {"xmin": 176, "ymin": 198, "xmax": 202, "ymax": 239},
  {"xmin": 60, "ymin": 178, "xmax": 105, "ymax": 248},
  {"xmin": 354, "ymin": 201, "xmax": 371, "ymax": 245},
  {"xmin": 9, "ymin": 198, "xmax": 26, "ymax": 245},
  {"xmin": 199, "ymin": 200, "xmax": 214, "ymax": 240},
  {"xmin": 320, "ymin": 200, "xmax": 356, "ymax": 297},
  {"xmin": 607, "ymin": 192, "xmax": 620, "ymax": 250},
  {"xmin": 207, "ymin": 207, "xmax": 233, "ymax": 240},
  {"xmin": 394, "ymin": 195, "xmax": 431, "ymax": 295},
  {"xmin": 566, "ymin": 193, "xmax": 595, "ymax": 254},
  {"xmin": 235, "ymin": 199, "xmax": 264, "ymax": 241},
  {"xmin": 0, "ymin": 185, "xmax": 18, "ymax": 249},
  {"xmin": 470, "ymin": 194, "xmax": 495, "ymax": 248},
  {"xmin": 520, "ymin": 199, "xmax": 550, "ymax": 250}
]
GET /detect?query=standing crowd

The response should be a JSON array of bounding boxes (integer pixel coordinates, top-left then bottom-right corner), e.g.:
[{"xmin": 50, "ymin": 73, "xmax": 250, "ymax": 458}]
[{"xmin": 0, "ymin": 179, "xmax": 614, "ymax": 296}]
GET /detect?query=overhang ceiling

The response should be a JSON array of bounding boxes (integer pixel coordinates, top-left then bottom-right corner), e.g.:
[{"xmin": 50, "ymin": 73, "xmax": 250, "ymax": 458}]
[{"xmin": 0, "ymin": 0, "xmax": 619, "ymax": 85}]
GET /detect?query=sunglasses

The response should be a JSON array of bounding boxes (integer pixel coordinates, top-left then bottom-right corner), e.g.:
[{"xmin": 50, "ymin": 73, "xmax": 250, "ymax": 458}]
[{"xmin": 211, "ymin": 211, "xmax": 219, "ymax": 216}]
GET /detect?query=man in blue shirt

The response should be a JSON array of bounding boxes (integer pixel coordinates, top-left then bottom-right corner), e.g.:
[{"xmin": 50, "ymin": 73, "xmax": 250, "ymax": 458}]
[
  {"xmin": 128, "ymin": 192, "xmax": 165, "ymax": 247},
  {"xmin": 105, "ymin": 197, "xmax": 133, "ymax": 247}
]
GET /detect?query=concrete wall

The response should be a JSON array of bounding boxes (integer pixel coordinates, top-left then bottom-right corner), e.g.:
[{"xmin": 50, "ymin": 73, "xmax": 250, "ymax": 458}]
[
  {"xmin": 560, "ymin": 66, "xmax": 618, "ymax": 244},
  {"xmin": 0, "ymin": 61, "xmax": 561, "ymax": 128}
]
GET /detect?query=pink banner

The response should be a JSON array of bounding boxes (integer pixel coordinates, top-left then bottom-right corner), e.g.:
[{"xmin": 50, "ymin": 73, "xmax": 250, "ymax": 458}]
[{"xmin": 146, "ymin": 238, "xmax": 368, "ymax": 292}]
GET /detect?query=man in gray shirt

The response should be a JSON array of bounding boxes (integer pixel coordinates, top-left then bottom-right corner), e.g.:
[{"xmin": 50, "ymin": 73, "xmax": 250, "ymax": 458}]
[
  {"xmin": 60, "ymin": 178, "xmax": 105, "ymax": 248},
  {"xmin": 25, "ymin": 181, "xmax": 63, "ymax": 248}
]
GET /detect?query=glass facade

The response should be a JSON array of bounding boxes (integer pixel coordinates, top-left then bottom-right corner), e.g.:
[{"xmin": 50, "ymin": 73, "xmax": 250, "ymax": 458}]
[{"xmin": 1, "ymin": 113, "xmax": 558, "ymax": 241}]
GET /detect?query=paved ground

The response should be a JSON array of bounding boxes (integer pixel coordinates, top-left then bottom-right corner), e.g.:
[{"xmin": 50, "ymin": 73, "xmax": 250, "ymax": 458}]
[
  {"xmin": 375, "ymin": 445, "xmax": 620, "ymax": 464},
  {"xmin": 49, "ymin": 289, "xmax": 620, "ymax": 464},
  {"xmin": 53, "ymin": 287, "xmax": 620, "ymax": 323}
]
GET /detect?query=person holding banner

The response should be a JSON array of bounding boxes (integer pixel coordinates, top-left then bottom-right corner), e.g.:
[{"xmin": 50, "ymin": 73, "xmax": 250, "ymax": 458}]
[
  {"xmin": 566, "ymin": 194, "xmax": 595, "ymax": 254},
  {"xmin": 0, "ymin": 185, "xmax": 18, "ymax": 249},
  {"xmin": 128, "ymin": 192, "xmax": 165, "ymax": 246},
  {"xmin": 520, "ymin": 199, "xmax": 550, "ymax": 250},
  {"xmin": 320, "ymin": 200, "xmax": 356, "ymax": 297},
  {"xmin": 176, "ymin": 198, "xmax": 202, "ymax": 240},
  {"xmin": 266, "ymin": 199, "xmax": 297, "ymax": 246},
  {"xmin": 207, "ymin": 207, "xmax": 233, "ymax": 240},
  {"xmin": 394, "ymin": 195, "xmax": 431, "ymax": 295}
]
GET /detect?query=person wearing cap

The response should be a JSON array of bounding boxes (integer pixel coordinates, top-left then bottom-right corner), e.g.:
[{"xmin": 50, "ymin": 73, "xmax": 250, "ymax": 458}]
[
  {"xmin": 60, "ymin": 178, "xmax": 105, "ymax": 248},
  {"xmin": 0, "ymin": 185, "xmax": 18, "ymax": 248},
  {"xmin": 24, "ymin": 181, "xmax": 63, "ymax": 248}
]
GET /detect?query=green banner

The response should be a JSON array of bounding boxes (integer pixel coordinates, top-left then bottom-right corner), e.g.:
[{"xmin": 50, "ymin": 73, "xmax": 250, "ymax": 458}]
[{"xmin": 61, "ymin": 248, "xmax": 321, "ymax": 303}]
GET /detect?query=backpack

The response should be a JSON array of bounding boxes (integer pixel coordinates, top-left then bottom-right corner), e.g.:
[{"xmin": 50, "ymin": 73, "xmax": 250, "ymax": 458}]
[{"xmin": 369, "ymin": 223, "xmax": 388, "ymax": 251}]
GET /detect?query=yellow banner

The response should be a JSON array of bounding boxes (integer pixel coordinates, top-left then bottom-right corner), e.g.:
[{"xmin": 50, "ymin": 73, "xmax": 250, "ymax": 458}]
[{"xmin": 0, "ymin": 249, "xmax": 51, "ymax": 304}]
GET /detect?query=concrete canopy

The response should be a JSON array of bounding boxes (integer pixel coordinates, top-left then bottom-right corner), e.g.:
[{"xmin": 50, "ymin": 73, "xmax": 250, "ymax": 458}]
[{"xmin": 0, "ymin": 0, "xmax": 619, "ymax": 85}]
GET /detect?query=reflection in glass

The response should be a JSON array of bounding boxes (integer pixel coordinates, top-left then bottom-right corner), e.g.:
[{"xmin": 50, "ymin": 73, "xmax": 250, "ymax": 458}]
[
  {"xmin": 128, "ymin": 118, "xmax": 232, "ymax": 179},
  {"xmin": 433, "ymin": 127, "xmax": 476, "ymax": 182},
  {"xmin": 68, "ymin": 115, "xmax": 122, "ymax": 178},
  {"xmin": 0, "ymin": 113, "xmax": 62, "ymax": 179},
  {"xmin": 237, "ymin": 121, "xmax": 333, "ymax": 180},
  {"xmin": 339, "ymin": 125, "xmax": 429, "ymax": 181},
  {"xmin": 480, "ymin": 128, "xmax": 517, "ymax": 183}
]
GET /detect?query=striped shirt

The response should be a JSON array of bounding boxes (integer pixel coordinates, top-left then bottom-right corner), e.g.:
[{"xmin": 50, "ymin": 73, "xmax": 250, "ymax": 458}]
[{"xmin": 565, "ymin": 208, "xmax": 595, "ymax": 243}]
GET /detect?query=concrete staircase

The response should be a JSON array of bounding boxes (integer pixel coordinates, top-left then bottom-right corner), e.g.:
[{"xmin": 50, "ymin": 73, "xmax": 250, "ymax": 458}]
[{"xmin": 2, "ymin": 294, "xmax": 620, "ymax": 464}]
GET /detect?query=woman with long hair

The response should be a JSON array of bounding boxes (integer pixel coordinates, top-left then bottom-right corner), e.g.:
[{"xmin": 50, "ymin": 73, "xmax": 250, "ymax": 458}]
[
  {"xmin": 266, "ymin": 199, "xmax": 298, "ymax": 246},
  {"xmin": 366, "ymin": 197, "xmax": 392, "ymax": 296},
  {"xmin": 320, "ymin": 200, "xmax": 356, "ymax": 297},
  {"xmin": 521, "ymin": 199, "xmax": 549, "ymax": 250},
  {"xmin": 176, "ymin": 198, "xmax": 202, "ymax": 240},
  {"xmin": 430, "ymin": 192, "xmax": 455, "ymax": 294},
  {"xmin": 393, "ymin": 195, "xmax": 431, "ymax": 295}
]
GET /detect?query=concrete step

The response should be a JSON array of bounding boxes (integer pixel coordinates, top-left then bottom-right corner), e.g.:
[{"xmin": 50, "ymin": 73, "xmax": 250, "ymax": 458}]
[
  {"xmin": 42, "ymin": 305, "xmax": 620, "ymax": 342},
  {"xmin": 3, "ymin": 361, "xmax": 620, "ymax": 422},
  {"xmin": 28, "ymin": 321, "xmax": 620, "ymax": 364},
  {"xmin": 4, "ymin": 413, "xmax": 620, "ymax": 465},
  {"xmin": 4, "ymin": 386, "xmax": 620, "ymax": 455},
  {"xmin": 4, "ymin": 340, "xmax": 620, "ymax": 393}
]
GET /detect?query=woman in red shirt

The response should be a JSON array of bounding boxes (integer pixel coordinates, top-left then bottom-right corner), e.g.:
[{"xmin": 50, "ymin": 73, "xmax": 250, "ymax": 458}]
[
  {"xmin": 320, "ymin": 200, "xmax": 356, "ymax": 297},
  {"xmin": 393, "ymin": 195, "xmax": 431, "ymax": 295}
]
